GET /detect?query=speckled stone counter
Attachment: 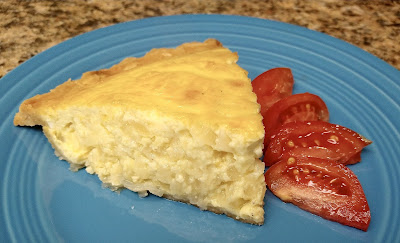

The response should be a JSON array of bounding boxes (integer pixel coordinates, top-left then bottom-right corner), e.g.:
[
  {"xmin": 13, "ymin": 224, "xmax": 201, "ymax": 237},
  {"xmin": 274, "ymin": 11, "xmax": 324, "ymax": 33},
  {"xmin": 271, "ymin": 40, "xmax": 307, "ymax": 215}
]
[{"xmin": 0, "ymin": 0, "xmax": 399, "ymax": 78}]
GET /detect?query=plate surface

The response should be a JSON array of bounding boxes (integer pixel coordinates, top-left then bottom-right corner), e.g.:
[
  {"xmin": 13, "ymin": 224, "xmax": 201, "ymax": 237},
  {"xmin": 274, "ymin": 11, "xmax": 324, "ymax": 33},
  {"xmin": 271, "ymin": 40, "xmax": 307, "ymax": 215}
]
[{"xmin": 1, "ymin": 15, "xmax": 399, "ymax": 242}]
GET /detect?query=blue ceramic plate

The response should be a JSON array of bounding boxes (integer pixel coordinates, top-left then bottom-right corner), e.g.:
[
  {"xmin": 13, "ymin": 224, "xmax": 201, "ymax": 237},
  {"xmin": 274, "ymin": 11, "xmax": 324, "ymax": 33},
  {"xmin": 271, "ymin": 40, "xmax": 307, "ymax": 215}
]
[{"xmin": 1, "ymin": 15, "xmax": 399, "ymax": 242}]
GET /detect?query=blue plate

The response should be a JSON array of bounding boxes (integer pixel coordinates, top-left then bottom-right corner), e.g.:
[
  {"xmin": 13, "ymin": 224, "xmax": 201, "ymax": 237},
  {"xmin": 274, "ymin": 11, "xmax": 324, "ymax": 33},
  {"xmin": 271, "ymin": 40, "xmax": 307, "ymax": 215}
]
[{"xmin": 1, "ymin": 15, "xmax": 399, "ymax": 242}]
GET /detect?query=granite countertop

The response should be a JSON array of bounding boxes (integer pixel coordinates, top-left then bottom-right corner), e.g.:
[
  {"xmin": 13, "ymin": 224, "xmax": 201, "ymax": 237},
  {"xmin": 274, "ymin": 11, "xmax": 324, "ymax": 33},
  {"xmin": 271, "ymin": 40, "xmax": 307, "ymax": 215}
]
[{"xmin": 0, "ymin": 0, "xmax": 399, "ymax": 79}]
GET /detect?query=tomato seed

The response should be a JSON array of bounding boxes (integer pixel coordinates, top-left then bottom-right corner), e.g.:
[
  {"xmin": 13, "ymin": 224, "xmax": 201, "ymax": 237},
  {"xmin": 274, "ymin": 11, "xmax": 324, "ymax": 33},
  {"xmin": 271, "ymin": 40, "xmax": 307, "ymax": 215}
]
[
  {"xmin": 329, "ymin": 178, "xmax": 338, "ymax": 184},
  {"xmin": 287, "ymin": 140, "xmax": 295, "ymax": 147},
  {"xmin": 287, "ymin": 157, "xmax": 296, "ymax": 165}
]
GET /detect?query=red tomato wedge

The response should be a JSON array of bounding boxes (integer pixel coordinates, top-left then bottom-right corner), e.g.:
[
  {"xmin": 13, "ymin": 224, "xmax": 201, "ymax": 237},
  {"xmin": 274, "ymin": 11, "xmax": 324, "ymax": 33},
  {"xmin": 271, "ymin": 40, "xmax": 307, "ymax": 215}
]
[
  {"xmin": 264, "ymin": 121, "xmax": 372, "ymax": 166},
  {"xmin": 252, "ymin": 68, "xmax": 294, "ymax": 115},
  {"xmin": 263, "ymin": 93, "xmax": 329, "ymax": 145},
  {"xmin": 265, "ymin": 156, "xmax": 371, "ymax": 231}
]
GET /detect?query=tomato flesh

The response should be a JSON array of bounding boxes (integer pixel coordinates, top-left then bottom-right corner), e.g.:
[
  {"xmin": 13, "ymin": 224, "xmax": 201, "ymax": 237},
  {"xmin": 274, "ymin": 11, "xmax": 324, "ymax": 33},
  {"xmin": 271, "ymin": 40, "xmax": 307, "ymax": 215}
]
[
  {"xmin": 263, "ymin": 92, "xmax": 329, "ymax": 145},
  {"xmin": 286, "ymin": 147, "xmax": 343, "ymax": 162},
  {"xmin": 265, "ymin": 156, "xmax": 371, "ymax": 231},
  {"xmin": 264, "ymin": 121, "xmax": 372, "ymax": 166},
  {"xmin": 252, "ymin": 68, "xmax": 294, "ymax": 115}
]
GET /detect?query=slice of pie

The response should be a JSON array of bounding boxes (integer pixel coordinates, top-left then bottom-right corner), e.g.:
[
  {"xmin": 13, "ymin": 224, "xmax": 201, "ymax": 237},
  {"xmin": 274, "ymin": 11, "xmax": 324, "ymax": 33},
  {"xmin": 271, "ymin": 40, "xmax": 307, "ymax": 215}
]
[{"xmin": 14, "ymin": 39, "xmax": 266, "ymax": 224}]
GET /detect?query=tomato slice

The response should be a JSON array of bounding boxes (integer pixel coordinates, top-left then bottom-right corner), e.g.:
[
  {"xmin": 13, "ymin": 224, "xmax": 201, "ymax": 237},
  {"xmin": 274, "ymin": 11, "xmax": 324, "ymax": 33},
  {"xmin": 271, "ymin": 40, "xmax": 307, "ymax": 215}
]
[
  {"xmin": 265, "ymin": 156, "xmax": 371, "ymax": 231},
  {"xmin": 263, "ymin": 92, "xmax": 329, "ymax": 145},
  {"xmin": 252, "ymin": 68, "xmax": 294, "ymax": 115},
  {"xmin": 264, "ymin": 121, "xmax": 372, "ymax": 166}
]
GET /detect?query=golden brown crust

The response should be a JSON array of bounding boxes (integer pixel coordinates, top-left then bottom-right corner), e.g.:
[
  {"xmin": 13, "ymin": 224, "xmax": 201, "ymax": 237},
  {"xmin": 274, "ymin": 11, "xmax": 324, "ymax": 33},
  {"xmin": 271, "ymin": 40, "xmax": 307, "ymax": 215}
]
[
  {"xmin": 80, "ymin": 38, "xmax": 224, "ymax": 80},
  {"xmin": 162, "ymin": 193, "xmax": 264, "ymax": 225},
  {"xmin": 14, "ymin": 100, "xmax": 43, "ymax": 126},
  {"xmin": 13, "ymin": 39, "xmax": 226, "ymax": 127}
]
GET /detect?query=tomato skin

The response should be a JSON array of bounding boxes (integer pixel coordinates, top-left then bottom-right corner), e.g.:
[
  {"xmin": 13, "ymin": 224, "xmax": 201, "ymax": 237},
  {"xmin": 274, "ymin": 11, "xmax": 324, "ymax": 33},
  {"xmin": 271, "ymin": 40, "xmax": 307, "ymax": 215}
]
[
  {"xmin": 265, "ymin": 156, "xmax": 371, "ymax": 231},
  {"xmin": 252, "ymin": 68, "xmax": 294, "ymax": 115},
  {"xmin": 263, "ymin": 92, "xmax": 329, "ymax": 145},
  {"xmin": 264, "ymin": 121, "xmax": 372, "ymax": 166}
]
